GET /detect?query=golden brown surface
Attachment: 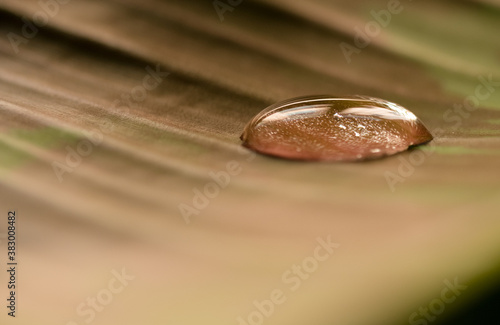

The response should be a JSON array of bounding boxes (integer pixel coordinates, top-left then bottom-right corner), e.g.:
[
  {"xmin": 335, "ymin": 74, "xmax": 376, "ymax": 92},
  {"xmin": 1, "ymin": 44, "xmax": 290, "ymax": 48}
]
[{"xmin": 0, "ymin": 1, "xmax": 500, "ymax": 324}]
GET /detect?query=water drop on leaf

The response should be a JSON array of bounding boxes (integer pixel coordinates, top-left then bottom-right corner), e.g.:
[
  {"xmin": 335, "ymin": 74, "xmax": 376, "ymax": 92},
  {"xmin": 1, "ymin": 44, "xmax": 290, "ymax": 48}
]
[{"xmin": 241, "ymin": 95, "xmax": 433, "ymax": 161}]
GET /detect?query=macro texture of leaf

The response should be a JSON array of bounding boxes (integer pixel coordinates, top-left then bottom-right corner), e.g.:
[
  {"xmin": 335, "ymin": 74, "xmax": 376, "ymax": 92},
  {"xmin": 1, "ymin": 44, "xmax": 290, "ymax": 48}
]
[{"xmin": 0, "ymin": 1, "xmax": 499, "ymax": 324}]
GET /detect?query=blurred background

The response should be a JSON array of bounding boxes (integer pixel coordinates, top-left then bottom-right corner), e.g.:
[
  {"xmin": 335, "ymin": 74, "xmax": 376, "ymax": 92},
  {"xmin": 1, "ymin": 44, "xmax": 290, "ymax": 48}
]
[{"xmin": 0, "ymin": 0, "xmax": 499, "ymax": 324}]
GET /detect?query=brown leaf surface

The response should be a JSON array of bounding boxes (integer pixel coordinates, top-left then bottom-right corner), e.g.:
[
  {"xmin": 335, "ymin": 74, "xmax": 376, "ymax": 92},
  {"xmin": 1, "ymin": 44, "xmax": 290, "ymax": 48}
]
[{"xmin": 0, "ymin": 1, "xmax": 499, "ymax": 324}]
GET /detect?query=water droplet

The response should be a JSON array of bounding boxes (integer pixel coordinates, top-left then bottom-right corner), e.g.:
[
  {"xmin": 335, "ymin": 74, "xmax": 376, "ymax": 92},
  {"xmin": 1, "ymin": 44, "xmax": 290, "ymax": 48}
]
[{"xmin": 240, "ymin": 95, "xmax": 433, "ymax": 161}]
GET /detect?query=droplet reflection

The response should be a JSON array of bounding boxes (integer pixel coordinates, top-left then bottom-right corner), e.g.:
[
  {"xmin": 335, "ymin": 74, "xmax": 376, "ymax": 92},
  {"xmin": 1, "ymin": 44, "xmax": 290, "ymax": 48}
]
[{"xmin": 241, "ymin": 95, "xmax": 433, "ymax": 161}]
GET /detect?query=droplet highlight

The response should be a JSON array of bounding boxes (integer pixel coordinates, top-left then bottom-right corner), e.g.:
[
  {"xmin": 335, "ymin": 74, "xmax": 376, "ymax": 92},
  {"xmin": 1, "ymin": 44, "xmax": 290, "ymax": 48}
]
[{"xmin": 240, "ymin": 95, "xmax": 433, "ymax": 161}]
